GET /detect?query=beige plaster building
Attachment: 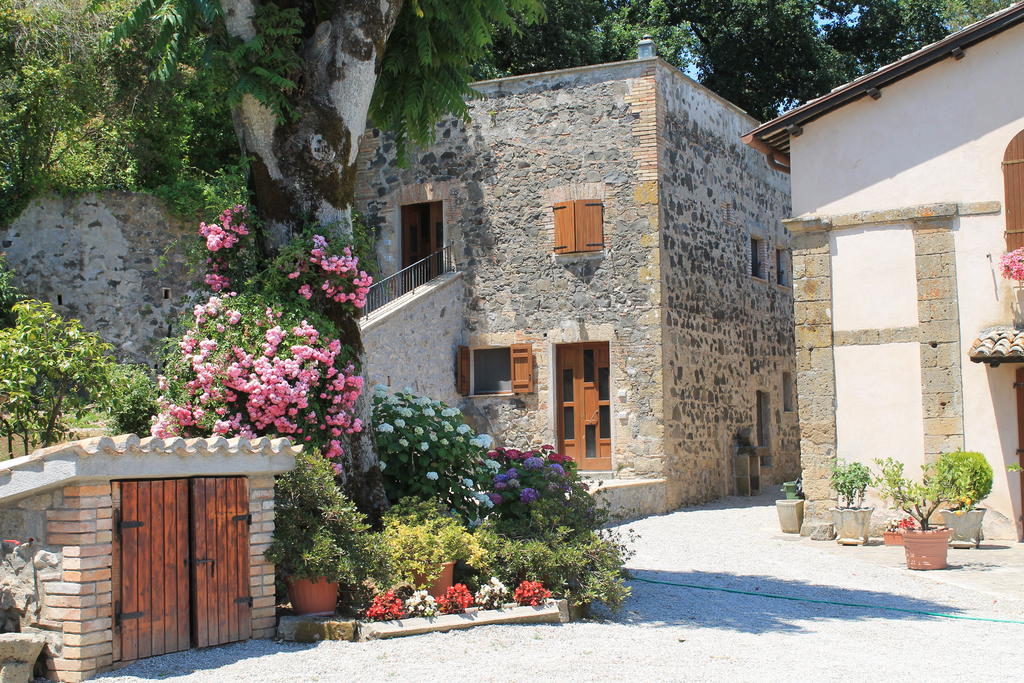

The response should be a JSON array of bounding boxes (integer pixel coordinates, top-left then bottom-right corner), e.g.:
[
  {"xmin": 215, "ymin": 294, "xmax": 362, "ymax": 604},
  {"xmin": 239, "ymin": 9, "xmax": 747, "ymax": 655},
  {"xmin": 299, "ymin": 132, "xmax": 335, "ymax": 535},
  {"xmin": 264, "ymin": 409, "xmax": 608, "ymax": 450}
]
[{"xmin": 745, "ymin": 3, "xmax": 1024, "ymax": 540}]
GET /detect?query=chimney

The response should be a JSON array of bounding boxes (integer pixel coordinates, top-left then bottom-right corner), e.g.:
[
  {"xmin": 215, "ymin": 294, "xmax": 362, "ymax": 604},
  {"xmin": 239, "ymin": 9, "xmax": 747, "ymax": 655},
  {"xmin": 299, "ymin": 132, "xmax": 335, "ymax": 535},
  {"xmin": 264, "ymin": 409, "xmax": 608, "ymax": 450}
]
[{"xmin": 637, "ymin": 35, "xmax": 656, "ymax": 59}]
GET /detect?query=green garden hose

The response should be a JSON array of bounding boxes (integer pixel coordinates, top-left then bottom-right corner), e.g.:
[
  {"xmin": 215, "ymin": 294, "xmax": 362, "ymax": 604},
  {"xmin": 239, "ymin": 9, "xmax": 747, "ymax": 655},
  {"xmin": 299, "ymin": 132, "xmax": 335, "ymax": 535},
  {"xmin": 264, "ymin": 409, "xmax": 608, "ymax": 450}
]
[{"xmin": 629, "ymin": 574, "xmax": 1024, "ymax": 625}]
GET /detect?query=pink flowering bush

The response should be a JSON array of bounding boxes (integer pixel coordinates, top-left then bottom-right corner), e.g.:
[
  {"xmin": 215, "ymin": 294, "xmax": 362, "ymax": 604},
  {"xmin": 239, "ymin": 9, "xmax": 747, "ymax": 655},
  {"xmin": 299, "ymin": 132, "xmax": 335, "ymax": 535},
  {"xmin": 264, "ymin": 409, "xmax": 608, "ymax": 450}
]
[
  {"xmin": 153, "ymin": 294, "xmax": 363, "ymax": 461},
  {"xmin": 1000, "ymin": 248, "xmax": 1024, "ymax": 281},
  {"xmin": 153, "ymin": 205, "xmax": 374, "ymax": 468}
]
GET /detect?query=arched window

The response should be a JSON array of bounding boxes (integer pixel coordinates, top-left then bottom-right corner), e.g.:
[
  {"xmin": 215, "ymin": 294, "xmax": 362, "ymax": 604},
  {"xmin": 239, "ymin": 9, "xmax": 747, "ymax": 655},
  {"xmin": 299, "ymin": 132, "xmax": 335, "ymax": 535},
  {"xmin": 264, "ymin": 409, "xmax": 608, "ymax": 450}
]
[{"xmin": 1004, "ymin": 130, "xmax": 1024, "ymax": 250}]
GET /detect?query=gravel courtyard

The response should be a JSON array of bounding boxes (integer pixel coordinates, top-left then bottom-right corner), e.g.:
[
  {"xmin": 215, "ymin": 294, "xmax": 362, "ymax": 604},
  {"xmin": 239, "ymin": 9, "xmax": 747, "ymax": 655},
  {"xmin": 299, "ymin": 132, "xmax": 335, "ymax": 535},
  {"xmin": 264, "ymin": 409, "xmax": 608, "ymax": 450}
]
[{"xmin": 99, "ymin": 493, "xmax": 1024, "ymax": 682}]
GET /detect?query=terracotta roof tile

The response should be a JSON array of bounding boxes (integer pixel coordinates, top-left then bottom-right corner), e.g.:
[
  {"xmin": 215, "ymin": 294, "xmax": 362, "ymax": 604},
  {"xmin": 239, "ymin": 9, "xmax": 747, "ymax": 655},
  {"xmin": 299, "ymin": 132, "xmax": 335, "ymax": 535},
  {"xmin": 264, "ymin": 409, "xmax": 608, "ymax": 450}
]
[{"xmin": 968, "ymin": 327, "xmax": 1024, "ymax": 362}]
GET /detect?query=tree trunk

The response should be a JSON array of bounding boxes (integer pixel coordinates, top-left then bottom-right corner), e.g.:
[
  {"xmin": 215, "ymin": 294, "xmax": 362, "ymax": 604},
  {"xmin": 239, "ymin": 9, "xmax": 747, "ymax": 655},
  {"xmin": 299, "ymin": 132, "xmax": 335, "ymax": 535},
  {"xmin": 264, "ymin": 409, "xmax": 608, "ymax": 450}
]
[{"xmin": 220, "ymin": 0, "xmax": 402, "ymax": 520}]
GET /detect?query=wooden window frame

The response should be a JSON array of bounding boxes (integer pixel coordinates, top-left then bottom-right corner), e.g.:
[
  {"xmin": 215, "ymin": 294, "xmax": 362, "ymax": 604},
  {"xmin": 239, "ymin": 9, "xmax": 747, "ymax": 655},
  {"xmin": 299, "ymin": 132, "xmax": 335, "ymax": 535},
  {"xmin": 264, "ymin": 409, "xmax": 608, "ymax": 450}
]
[
  {"xmin": 457, "ymin": 344, "xmax": 534, "ymax": 396},
  {"xmin": 750, "ymin": 235, "xmax": 768, "ymax": 281},
  {"xmin": 553, "ymin": 199, "xmax": 605, "ymax": 254}
]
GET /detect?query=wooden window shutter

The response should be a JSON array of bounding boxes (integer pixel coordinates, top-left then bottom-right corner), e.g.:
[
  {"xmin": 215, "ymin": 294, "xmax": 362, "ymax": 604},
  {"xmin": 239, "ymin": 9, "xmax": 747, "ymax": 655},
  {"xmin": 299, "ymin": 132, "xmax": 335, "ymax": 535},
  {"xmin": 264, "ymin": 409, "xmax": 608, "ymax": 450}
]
[
  {"xmin": 552, "ymin": 201, "xmax": 575, "ymax": 253},
  {"xmin": 456, "ymin": 345, "xmax": 470, "ymax": 395},
  {"xmin": 510, "ymin": 343, "xmax": 534, "ymax": 394},
  {"xmin": 574, "ymin": 200, "xmax": 604, "ymax": 252},
  {"xmin": 1004, "ymin": 131, "xmax": 1024, "ymax": 251}
]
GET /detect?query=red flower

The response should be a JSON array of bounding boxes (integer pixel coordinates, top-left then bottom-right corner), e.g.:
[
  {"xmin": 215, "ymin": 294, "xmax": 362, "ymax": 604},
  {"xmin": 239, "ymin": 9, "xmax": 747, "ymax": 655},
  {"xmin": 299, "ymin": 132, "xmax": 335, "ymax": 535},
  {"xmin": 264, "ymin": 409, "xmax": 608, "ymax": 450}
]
[
  {"xmin": 438, "ymin": 584, "xmax": 474, "ymax": 614},
  {"xmin": 513, "ymin": 580, "xmax": 552, "ymax": 607},
  {"xmin": 365, "ymin": 590, "xmax": 406, "ymax": 621}
]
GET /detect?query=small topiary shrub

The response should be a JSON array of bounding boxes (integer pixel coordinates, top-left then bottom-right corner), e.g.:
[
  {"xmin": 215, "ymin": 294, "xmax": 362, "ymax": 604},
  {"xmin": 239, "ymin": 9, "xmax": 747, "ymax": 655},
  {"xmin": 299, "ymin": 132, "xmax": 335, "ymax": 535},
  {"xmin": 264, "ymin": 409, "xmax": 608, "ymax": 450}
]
[
  {"xmin": 831, "ymin": 460, "xmax": 871, "ymax": 509},
  {"xmin": 936, "ymin": 450, "xmax": 993, "ymax": 511}
]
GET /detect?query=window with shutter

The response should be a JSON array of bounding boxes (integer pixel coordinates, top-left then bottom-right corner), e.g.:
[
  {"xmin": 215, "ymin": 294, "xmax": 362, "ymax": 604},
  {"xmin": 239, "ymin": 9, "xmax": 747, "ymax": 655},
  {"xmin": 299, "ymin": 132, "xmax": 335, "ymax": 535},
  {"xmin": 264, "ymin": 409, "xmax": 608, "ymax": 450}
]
[
  {"xmin": 552, "ymin": 199, "xmax": 604, "ymax": 254},
  {"xmin": 1004, "ymin": 130, "xmax": 1024, "ymax": 251},
  {"xmin": 574, "ymin": 200, "xmax": 604, "ymax": 252},
  {"xmin": 510, "ymin": 344, "xmax": 534, "ymax": 393},
  {"xmin": 552, "ymin": 201, "xmax": 576, "ymax": 253},
  {"xmin": 456, "ymin": 345, "xmax": 470, "ymax": 396}
]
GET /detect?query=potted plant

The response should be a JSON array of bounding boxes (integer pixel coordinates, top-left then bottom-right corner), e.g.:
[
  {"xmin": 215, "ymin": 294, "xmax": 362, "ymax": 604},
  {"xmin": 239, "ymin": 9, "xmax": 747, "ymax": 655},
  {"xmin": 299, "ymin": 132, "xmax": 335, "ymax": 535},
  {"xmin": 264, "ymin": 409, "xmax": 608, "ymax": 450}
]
[
  {"xmin": 380, "ymin": 498, "xmax": 484, "ymax": 599},
  {"xmin": 873, "ymin": 457, "xmax": 954, "ymax": 570},
  {"xmin": 830, "ymin": 460, "xmax": 873, "ymax": 545},
  {"xmin": 883, "ymin": 517, "xmax": 916, "ymax": 546},
  {"xmin": 266, "ymin": 452, "xmax": 373, "ymax": 615},
  {"xmin": 936, "ymin": 450, "xmax": 993, "ymax": 549}
]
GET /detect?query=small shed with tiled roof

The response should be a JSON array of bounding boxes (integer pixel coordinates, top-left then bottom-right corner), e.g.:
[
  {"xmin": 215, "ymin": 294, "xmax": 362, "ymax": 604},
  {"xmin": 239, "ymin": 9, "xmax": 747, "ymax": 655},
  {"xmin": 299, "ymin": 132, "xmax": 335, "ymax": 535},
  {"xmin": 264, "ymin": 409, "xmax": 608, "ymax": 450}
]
[{"xmin": 0, "ymin": 435, "xmax": 297, "ymax": 681}]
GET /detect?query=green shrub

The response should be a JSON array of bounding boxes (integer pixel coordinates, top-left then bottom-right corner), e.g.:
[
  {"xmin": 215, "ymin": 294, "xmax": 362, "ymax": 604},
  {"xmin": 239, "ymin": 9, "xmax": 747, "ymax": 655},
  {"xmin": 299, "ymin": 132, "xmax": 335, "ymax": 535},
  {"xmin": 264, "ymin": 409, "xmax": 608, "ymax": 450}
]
[
  {"xmin": 476, "ymin": 526, "xmax": 634, "ymax": 610},
  {"xmin": 372, "ymin": 387, "xmax": 493, "ymax": 522},
  {"xmin": 935, "ymin": 450, "xmax": 993, "ymax": 511},
  {"xmin": 830, "ymin": 460, "xmax": 871, "ymax": 509},
  {"xmin": 377, "ymin": 498, "xmax": 484, "ymax": 588},
  {"xmin": 0, "ymin": 255, "xmax": 24, "ymax": 329},
  {"xmin": 266, "ymin": 451, "xmax": 376, "ymax": 585},
  {"xmin": 105, "ymin": 364, "xmax": 158, "ymax": 436},
  {"xmin": 0, "ymin": 300, "xmax": 113, "ymax": 453}
]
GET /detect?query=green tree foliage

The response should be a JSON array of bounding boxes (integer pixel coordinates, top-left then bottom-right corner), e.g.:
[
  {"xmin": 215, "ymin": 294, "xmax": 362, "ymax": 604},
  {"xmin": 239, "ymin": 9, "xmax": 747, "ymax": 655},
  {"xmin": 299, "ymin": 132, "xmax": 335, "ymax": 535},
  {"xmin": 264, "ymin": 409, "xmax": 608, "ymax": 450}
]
[
  {"xmin": 0, "ymin": 300, "xmax": 114, "ymax": 454},
  {"xmin": 0, "ymin": 0, "xmax": 240, "ymax": 224},
  {"xmin": 104, "ymin": 364, "xmax": 159, "ymax": 436}
]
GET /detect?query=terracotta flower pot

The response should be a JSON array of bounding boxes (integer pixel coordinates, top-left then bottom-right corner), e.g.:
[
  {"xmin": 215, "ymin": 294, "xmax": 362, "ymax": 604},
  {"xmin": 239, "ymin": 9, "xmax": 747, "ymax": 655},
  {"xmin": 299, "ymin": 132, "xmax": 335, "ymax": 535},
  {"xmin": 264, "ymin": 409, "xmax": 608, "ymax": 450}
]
[
  {"xmin": 902, "ymin": 528, "xmax": 952, "ymax": 570},
  {"xmin": 288, "ymin": 577, "xmax": 339, "ymax": 616},
  {"xmin": 883, "ymin": 530, "xmax": 904, "ymax": 546},
  {"xmin": 413, "ymin": 561, "xmax": 455, "ymax": 599},
  {"xmin": 940, "ymin": 508, "xmax": 986, "ymax": 549}
]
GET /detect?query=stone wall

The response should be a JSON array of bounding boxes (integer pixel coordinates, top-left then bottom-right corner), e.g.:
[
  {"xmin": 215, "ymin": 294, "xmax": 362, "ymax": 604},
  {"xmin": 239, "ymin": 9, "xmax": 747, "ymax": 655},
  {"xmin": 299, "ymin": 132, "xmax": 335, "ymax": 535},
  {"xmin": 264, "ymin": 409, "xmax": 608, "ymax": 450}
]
[
  {"xmin": 355, "ymin": 60, "xmax": 668, "ymax": 470},
  {"xmin": 655, "ymin": 64, "xmax": 799, "ymax": 506},
  {"xmin": 1, "ymin": 192, "xmax": 193, "ymax": 365},
  {"xmin": 360, "ymin": 272, "xmax": 465, "ymax": 407}
]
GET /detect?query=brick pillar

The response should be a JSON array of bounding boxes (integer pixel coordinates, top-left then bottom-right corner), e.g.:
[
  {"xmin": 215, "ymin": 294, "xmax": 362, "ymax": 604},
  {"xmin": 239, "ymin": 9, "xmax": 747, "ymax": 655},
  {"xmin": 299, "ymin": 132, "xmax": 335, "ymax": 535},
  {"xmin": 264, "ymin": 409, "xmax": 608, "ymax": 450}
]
[
  {"xmin": 790, "ymin": 227, "xmax": 838, "ymax": 538},
  {"xmin": 44, "ymin": 484, "xmax": 114, "ymax": 682},
  {"xmin": 248, "ymin": 476, "xmax": 277, "ymax": 638}
]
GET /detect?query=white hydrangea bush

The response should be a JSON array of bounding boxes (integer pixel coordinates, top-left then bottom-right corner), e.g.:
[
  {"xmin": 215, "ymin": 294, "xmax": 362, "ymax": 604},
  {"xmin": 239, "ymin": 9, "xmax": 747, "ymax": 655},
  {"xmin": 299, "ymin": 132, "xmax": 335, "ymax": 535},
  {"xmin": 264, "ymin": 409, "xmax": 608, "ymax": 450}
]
[{"xmin": 372, "ymin": 386, "xmax": 495, "ymax": 522}]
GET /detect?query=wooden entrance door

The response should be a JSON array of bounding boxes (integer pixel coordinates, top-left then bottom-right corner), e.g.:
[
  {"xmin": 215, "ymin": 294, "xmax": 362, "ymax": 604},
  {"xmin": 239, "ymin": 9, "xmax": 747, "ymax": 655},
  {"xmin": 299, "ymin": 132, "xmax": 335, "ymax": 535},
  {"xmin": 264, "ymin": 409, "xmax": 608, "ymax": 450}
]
[
  {"xmin": 401, "ymin": 201, "xmax": 443, "ymax": 268},
  {"xmin": 116, "ymin": 477, "xmax": 251, "ymax": 662},
  {"xmin": 1016, "ymin": 369, "xmax": 1024, "ymax": 531},
  {"xmin": 556, "ymin": 342, "xmax": 611, "ymax": 470}
]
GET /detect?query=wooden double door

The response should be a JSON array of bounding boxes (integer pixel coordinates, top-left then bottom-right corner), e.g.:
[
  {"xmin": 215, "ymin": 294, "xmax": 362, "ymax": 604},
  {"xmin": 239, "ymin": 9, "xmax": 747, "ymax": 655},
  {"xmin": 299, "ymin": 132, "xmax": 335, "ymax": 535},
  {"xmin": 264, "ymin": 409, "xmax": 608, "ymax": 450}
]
[
  {"xmin": 401, "ymin": 201, "xmax": 443, "ymax": 268},
  {"xmin": 556, "ymin": 342, "xmax": 612, "ymax": 470},
  {"xmin": 115, "ymin": 477, "xmax": 251, "ymax": 662}
]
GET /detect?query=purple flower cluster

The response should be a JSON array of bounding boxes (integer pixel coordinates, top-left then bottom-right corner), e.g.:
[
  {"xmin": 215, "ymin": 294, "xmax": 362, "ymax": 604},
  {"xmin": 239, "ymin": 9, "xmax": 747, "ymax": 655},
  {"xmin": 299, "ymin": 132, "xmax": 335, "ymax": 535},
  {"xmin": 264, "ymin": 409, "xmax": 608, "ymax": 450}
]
[
  {"xmin": 481, "ymin": 445, "xmax": 578, "ymax": 513},
  {"xmin": 520, "ymin": 487, "xmax": 540, "ymax": 503}
]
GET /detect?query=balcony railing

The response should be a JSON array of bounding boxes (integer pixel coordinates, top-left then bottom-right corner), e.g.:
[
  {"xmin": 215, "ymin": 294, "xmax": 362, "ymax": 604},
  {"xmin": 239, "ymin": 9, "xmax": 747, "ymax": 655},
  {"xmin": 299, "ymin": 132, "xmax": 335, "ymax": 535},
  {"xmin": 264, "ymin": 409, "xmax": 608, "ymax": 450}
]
[{"xmin": 364, "ymin": 245, "xmax": 455, "ymax": 316}]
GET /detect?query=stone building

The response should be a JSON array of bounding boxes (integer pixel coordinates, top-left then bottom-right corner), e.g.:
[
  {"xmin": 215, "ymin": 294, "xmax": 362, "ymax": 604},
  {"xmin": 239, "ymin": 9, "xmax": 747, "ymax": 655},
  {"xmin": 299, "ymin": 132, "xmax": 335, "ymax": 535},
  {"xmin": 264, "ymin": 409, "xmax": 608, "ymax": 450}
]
[
  {"xmin": 744, "ymin": 4, "xmax": 1024, "ymax": 539},
  {"xmin": 359, "ymin": 49, "xmax": 799, "ymax": 512}
]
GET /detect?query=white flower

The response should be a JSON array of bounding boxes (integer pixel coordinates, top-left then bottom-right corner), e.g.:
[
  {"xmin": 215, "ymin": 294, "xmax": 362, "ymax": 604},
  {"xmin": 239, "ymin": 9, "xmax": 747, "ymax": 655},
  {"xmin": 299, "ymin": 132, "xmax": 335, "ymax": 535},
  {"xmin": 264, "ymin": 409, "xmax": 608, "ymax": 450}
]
[
  {"xmin": 441, "ymin": 438, "xmax": 449, "ymax": 445},
  {"xmin": 484, "ymin": 459, "xmax": 500, "ymax": 470},
  {"xmin": 426, "ymin": 471, "xmax": 439, "ymax": 480},
  {"xmin": 477, "ymin": 434, "xmax": 494, "ymax": 448},
  {"xmin": 377, "ymin": 423, "xmax": 394, "ymax": 433},
  {"xmin": 403, "ymin": 386, "xmax": 415, "ymax": 394},
  {"xmin": 422, "ymin": 408, "xmax": 435, "ymax": 417},
  {"xmin": 394, "ymin": 418, "xmax": 406, "ymax": 428},
  {"xmin": 400, "ymin": 407, "xmax": 414, "ymax": 418},
  {"xmin": 429, "ymin": 432, "xmax": 438, "ymax": 441},
  {"xmin": 443, "ymin": 422, "xmax": 455, "ymax": 432},
  {"xmin": 414, "ymin": 426, "xmax": 424, "ymax": 435},
  {"xmin": 379, "ymin": 461, "xmax": 387, "ymax": 471},
  {"xmin": 456, "ymin": 436, "xmax": 465, "ymax": 443},
  {"xmin": 399, "ymin": 438, "xmax": 409, "ymax": 447},
  {"xmin": 405, "ymin": 590, "xmax": 438, "ymax": 617},
  {"xmin": 420, "ymin": 442, "xmax": 429, "ymax": 451},
  {"xmin": 441, "ymin": 408, "xmax": 458, "ymax": 417},
  {"xmin": 457, "ymin": 424, "xmax": 471, "ymax": 435},
  {"xmin": 463, "ymin": 478, "xmax": 474, "ymax": 488}
]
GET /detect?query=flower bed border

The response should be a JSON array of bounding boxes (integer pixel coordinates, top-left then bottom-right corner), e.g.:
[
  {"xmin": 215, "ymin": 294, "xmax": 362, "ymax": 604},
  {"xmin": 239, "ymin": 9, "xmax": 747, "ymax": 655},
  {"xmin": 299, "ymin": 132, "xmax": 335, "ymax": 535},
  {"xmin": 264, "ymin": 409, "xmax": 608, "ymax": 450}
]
[{"xmin": 358, "ymin": 600, "xmax": 570, "ymax": 641}]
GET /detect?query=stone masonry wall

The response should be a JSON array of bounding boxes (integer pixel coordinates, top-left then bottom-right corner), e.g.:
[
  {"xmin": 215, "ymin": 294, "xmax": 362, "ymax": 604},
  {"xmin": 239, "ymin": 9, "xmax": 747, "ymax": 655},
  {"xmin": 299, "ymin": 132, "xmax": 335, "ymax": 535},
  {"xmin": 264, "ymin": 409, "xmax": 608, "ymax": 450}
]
[
  {"xmin": 360, "ymin": 273, "xmax": 465, "ymax": 407},
  {"xmin": 356, "ymin": 60, "xmax": 667, "ymax": 473},
  {"xmin": 2, "ymin": 192, "xmax": 193, "ymax": 365},
  {"xmin": 656, "ymin": 64, "xmax": 799, "ymax": 506}
]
